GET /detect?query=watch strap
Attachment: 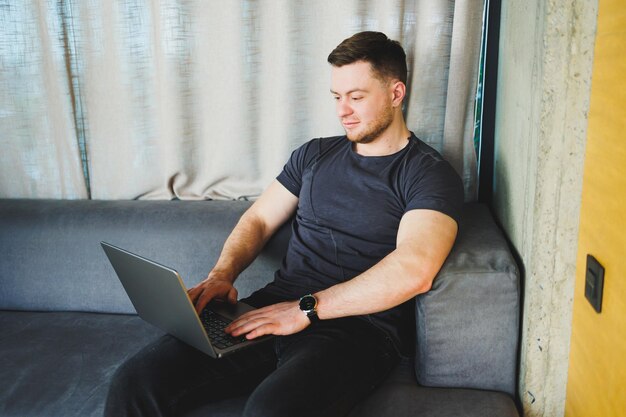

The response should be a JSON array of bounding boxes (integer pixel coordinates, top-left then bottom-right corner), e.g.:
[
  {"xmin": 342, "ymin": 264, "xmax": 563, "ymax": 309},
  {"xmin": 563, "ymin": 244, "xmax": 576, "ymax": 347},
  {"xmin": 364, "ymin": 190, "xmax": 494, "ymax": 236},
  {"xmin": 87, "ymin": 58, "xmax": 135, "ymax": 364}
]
[{"xmin": 305, "ymin": 309, "xmax": 319, "ymax": 323}]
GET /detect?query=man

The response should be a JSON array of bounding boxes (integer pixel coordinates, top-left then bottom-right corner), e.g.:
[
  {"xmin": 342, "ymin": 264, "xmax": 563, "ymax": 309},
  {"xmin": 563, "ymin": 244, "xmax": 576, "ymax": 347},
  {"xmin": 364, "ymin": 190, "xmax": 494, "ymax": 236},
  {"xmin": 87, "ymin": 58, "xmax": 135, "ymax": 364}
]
[{"xmin": 105, "ymin": 31, "xmax": 463, "ymax": 417}]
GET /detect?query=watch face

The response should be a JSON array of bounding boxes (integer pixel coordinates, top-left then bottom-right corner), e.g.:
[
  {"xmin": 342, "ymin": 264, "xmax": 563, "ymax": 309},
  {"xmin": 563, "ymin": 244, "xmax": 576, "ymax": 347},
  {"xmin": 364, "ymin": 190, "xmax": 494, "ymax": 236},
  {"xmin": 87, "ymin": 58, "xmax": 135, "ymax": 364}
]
[{"xmin": 299, "ymin": 295, "xmax": 317, "ymax": 311}]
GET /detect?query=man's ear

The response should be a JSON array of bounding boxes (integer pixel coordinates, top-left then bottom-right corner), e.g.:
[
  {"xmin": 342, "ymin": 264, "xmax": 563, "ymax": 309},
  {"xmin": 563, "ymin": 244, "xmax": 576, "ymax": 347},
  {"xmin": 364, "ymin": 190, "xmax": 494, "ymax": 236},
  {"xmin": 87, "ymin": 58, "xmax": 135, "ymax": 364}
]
[{"xmin": 391, "ymin": 81, "xmax": 406, "ymax": 107}]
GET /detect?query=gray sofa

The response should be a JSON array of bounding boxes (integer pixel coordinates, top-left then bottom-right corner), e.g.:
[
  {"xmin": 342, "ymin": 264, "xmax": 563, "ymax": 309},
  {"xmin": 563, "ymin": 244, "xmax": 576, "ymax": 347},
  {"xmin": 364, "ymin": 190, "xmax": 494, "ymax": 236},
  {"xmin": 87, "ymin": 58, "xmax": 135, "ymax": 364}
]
[{"xmin": 0, "ymin": 199, "xmax": 521, "ymax": 417}]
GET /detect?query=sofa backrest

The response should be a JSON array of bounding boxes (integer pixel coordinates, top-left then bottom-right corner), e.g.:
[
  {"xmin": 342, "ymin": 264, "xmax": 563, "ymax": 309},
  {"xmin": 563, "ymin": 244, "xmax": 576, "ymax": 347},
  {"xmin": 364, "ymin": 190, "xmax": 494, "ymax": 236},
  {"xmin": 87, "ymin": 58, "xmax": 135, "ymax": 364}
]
[{"xmin": 0, "ymin": 199, "xmax": 286, "ymax": 314}]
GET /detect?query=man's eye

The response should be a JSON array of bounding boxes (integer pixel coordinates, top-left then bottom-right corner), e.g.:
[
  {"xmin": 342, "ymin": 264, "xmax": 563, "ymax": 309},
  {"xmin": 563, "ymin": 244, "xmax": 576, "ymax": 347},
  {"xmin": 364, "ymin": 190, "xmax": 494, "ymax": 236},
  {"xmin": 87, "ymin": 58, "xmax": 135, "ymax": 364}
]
[
  {"xmin": 333, "ymin": 96, "xmax": 340, "ymax": 101},
  {"xmin": 351, "ymin": 96, "xmax": 363, "ymax": 101}
]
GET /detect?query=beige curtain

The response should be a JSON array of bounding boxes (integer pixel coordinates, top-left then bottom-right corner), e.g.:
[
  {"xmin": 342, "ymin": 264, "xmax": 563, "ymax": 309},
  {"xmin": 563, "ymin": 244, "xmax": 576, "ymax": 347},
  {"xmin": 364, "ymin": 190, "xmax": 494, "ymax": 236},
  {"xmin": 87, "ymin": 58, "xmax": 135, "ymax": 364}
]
[
  {"xmin": 0, "ymin": 0, "xmax": 484, "ymax": 201},
  {"xmin": 0, "ymin": 1, "xmax": 88, "ymax": 199}
]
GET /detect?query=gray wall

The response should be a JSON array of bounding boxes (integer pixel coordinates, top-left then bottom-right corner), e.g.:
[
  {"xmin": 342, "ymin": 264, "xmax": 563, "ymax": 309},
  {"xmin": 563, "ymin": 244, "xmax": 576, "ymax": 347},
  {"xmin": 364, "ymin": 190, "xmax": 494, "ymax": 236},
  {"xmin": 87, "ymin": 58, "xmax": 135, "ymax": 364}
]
[{"xmin": 492, "ymin": 0, "xmax": 598, "ymax": 415}]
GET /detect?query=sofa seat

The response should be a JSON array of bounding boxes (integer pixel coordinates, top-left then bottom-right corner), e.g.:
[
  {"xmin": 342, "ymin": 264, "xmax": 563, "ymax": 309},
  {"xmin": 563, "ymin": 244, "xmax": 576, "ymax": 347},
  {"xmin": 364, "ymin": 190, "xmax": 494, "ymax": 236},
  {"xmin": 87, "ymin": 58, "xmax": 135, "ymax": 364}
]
[
  {"xmin": 0, "ymin": 311, "xmax": 162, "ymax": 417},
  {"xmin": 348, "ymin": 359, "xmax": 519, "ymax": 417},
  {"xmin": 1, "ymin": 311, "xmax": 518, "ymax": 417}
]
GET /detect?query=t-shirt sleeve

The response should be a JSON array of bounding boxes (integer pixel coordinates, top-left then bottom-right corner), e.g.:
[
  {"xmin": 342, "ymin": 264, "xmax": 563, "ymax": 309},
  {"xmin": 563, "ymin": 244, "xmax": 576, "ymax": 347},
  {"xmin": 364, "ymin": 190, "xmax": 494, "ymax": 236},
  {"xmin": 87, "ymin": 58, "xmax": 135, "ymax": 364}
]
[
  {"xmin": 404, "ymin": 158, "xmax": 465, "ymax": 224},
  {"xmin": 276, "ymin": 139, "xmax": 319, "ymax": 197}
]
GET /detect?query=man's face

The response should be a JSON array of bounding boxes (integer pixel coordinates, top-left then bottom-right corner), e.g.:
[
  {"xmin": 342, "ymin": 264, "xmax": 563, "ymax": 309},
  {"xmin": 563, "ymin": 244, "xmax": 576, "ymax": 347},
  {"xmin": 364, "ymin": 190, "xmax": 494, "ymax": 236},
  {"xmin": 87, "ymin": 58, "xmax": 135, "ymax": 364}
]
[{"xmin": 330, "ymin": 61, "xmax": 394, "ymax": 144}]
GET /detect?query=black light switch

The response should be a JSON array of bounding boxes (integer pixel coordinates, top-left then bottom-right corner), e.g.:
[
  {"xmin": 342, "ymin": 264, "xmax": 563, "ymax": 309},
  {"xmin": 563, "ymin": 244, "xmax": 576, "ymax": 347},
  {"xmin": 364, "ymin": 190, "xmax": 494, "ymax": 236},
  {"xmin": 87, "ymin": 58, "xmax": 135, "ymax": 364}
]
[{"xmin": 585, "ymin": 254, "xmax": 605, "ymax": 313}]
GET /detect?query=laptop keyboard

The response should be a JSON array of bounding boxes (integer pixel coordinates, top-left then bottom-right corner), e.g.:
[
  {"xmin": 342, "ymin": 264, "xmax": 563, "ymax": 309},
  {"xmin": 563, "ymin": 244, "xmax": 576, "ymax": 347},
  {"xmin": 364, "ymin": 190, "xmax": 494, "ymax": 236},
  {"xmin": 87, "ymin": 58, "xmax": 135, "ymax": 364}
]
[{"xmin": 200, "ymin": 309, "xmax": 248, "ymax": 350}]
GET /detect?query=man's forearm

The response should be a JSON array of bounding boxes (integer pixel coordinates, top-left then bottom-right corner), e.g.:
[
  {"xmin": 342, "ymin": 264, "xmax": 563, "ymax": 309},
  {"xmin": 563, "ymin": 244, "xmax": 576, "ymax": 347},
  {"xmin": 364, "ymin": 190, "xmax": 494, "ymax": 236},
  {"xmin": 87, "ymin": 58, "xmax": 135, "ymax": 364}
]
[
  {"xmin": 190, "ymin": 184, "xmax": 297, "ymax": 314},
  {"xmin": 314, "ymin": 245, "xmax": 439, "ymax": 319},
  {"xmin": 210, "ymin": 210, "xmax": 274, "ymax": 283},
  {"xmin": 203, "ymin": 180, "xmax": 298, "ymax": 288}
]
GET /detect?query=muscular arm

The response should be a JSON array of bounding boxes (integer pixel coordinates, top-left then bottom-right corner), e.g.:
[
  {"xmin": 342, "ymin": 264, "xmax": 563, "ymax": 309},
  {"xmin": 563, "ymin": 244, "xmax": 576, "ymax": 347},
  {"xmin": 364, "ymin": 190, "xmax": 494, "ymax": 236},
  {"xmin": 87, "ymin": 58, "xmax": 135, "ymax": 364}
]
[
  {"xmin": 188, "ymin": 180, "xmax": 298, "ymax": 313},
  {"xmin": 227, "ymin": 209, "xmax": 458, "ymax": 339},
  {"xmin": 315, "ymin": 209, "xmax": 457, "ymax": 319}
]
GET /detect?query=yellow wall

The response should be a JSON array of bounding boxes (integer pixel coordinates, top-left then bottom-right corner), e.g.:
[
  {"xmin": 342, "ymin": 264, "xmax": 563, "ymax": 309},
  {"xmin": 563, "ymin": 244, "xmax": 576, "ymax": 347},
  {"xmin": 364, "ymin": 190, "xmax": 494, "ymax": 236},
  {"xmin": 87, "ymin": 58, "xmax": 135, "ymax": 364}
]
[{"xmin": 565, "ymin": 0, "xmax": 626, "ymax": 416}]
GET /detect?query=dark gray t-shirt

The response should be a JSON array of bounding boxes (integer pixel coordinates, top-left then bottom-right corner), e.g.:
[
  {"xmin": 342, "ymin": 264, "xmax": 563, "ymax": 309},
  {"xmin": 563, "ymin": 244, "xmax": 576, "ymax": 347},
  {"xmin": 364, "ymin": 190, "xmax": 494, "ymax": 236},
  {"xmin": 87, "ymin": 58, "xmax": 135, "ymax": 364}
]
[{"xmin": 265, "ymin": 133, "xmax": 464, "ymax": 352}]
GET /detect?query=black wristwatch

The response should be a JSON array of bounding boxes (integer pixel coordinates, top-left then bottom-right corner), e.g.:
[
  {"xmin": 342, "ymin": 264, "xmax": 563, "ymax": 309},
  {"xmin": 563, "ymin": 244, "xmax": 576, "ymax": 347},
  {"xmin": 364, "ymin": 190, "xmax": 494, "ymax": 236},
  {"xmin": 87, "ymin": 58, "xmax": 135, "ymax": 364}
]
[{"xmin": 298, "ymin": 294, "xmax": 319, "ymax": 323}]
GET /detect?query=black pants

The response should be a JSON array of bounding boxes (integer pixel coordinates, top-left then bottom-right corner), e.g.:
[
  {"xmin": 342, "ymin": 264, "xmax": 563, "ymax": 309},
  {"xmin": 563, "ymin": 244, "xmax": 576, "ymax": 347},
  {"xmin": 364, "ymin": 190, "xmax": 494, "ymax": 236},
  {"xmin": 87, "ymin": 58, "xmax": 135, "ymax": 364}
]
[{"xmin": 104, "ymin": 291, "xmax": 399, "ymax": 417}]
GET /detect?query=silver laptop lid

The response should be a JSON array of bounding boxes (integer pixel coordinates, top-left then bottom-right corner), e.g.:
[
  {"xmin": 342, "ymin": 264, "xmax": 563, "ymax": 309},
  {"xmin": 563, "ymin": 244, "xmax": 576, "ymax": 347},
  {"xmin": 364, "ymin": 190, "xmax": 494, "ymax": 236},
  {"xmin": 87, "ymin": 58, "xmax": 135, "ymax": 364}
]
[{"xmin": 101, "ymin": 241, "xmax": 217, "ymax": 357}]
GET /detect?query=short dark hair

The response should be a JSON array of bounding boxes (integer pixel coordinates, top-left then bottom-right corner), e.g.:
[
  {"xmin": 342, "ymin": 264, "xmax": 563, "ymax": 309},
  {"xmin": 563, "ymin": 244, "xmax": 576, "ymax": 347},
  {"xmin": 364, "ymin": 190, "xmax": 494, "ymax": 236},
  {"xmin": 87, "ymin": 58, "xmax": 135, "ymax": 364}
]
[{"xmin": 327, "ymin": 31, "xmax": 407, "ymax": 85}]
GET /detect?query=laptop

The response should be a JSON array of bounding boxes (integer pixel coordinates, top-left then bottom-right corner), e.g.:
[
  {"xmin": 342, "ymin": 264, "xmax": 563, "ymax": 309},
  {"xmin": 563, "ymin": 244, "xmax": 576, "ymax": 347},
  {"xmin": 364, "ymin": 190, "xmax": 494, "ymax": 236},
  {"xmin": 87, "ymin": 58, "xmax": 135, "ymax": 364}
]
[{"xmin": 101, "ymin": 241, "xmax": 270, "ymax": 358}]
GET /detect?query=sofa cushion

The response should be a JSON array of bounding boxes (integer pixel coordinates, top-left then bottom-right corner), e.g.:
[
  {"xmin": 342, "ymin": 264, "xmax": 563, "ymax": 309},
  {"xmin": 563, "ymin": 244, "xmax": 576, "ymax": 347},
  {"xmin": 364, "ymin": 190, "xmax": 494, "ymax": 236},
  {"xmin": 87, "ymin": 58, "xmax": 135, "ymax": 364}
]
[
  {"xmin": 415, "ymin": 203, "xmax": 520, "ymax": 396},
  {"xmin": 347, "ymin": 358, "xmax": 519, "ymax": 417},
  {"xmin": 0, "ymin": 311, "xmax": 163, "ymax": 417},
  {"xmin": 0, "ymin": 200, "xmax": 288, "ymax": 314}
]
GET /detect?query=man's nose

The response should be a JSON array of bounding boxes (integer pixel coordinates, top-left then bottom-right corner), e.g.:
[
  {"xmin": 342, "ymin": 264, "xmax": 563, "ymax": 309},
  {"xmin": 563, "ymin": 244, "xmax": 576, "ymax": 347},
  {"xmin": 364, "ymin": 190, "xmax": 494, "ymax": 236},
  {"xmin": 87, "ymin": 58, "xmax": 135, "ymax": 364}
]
[{"xmin": 336, "ymin": 99, "xmax": 353, "ymax": 117}]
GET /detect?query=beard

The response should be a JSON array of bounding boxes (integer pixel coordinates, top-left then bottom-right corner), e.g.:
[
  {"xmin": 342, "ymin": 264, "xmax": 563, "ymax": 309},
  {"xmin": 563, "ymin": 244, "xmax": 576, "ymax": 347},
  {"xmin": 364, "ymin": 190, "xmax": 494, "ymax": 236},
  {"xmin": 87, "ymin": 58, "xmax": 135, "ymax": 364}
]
[{"xmin": 345, "ymin": 105, "xmax": 394, "ymax": 144}]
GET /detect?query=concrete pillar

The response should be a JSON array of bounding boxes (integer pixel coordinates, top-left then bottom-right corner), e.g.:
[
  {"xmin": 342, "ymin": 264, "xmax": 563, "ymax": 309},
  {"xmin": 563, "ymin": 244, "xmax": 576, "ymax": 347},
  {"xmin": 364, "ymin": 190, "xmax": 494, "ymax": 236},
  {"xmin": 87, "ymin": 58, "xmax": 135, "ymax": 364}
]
[{"xmin": 492, "ymin": 0, "xmax": 597, "ymax": 415}]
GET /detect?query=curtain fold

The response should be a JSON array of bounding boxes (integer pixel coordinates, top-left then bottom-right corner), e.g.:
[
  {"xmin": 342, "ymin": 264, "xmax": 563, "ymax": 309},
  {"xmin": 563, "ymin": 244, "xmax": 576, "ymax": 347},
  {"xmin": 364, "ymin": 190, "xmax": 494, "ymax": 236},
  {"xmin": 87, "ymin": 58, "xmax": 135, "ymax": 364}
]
[
  {"xmin": 0, "ymin": 0, "xmax": 484, "ymax": 201},
  {"xmin": 0, "ymin": 1, "xmax": 87, "ymax": 198}
]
